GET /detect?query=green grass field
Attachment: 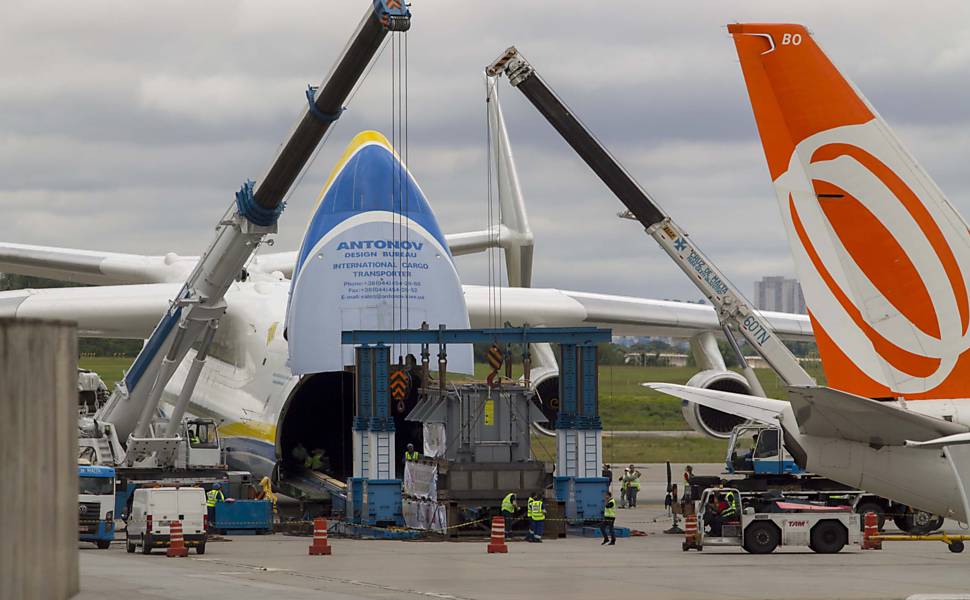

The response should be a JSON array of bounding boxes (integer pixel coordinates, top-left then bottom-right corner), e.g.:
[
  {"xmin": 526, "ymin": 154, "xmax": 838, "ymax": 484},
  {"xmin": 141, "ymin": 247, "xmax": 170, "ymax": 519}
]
[
  {"xmin": 80, "ymin": 356, "xmax": 823, "ymax": 433},
  {"xmin": 78, "ymin": 356, "xmax": 821, "ymax": 463},
  {"xmin": 530, "ymin": 434, "xmax": 729, "ymax": 464},
  {"xmin": 79, "ymin": 356, "xmax": 131, "ymax": 388}
]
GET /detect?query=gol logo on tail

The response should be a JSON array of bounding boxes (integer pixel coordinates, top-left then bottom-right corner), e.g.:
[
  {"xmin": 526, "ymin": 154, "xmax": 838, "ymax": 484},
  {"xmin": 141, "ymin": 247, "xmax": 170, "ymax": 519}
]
[{"xmin": 778, "ymin": 122, "xmax": 970, "ymax": 396}]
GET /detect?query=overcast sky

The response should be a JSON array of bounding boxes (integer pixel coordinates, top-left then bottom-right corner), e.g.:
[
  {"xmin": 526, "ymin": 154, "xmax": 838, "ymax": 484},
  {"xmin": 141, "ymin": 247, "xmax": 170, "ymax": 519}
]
[{"xmin": 3, "ymin": 0, "xmax": 970, "ymax": 302}]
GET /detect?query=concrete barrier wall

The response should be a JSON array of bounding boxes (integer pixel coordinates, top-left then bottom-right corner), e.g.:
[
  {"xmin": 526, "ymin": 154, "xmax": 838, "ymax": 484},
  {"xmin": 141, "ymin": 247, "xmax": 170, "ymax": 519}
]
[{"xmin": 0, "ymin": 319, "xmax": 78, "ymax": 600}]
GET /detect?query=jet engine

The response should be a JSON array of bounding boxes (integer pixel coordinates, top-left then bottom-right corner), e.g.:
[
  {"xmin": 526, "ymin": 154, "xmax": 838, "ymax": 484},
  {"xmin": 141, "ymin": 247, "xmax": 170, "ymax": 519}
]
[{"xmin": 680, "ymin": 369, "xmax": 750, "ymax": 439}]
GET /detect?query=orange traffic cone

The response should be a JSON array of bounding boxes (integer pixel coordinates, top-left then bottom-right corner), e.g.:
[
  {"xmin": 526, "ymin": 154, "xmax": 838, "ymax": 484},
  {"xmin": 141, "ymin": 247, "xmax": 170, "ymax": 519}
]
[
  {"xmin": 862, "ymin": 512, "xmax": 881, "ymax": 550},
  {"xmin": 682, "ymin": 514, "xmax": 698, "ymax": 551},
  {"xmin": 487, "ymin": 516, "xmax": 509, "ymax": 553},
  {"xmin": 167, "ymin": 520, "xmax": 189, "ymax": 558},
  {"xmin": 309, "ymin": 517, "xmax": 333, "ymax": 555}
]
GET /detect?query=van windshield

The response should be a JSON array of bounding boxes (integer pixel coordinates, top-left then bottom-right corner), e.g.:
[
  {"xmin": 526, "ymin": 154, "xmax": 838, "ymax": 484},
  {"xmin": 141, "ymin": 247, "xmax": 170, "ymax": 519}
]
[{"xmin": 79, "ymin": 476, "xmax": 114, "ymax": 496}]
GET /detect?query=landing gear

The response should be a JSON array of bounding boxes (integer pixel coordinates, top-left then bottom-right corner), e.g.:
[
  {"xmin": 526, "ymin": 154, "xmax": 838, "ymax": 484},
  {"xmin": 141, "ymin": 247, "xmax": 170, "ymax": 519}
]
[{"xmin": 895, "ymin": 506, "xmax": 945, "ymax": 534}]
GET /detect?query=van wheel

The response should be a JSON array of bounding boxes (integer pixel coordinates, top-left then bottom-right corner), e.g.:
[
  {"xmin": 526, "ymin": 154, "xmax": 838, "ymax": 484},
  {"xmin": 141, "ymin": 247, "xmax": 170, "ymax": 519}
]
[
  {"xmin": 126, "ymin": 535, "xmax": 135, "ymax": 553},
  {"xmin": 810, "ymin": 521, "xmax": 847, "ymax": 553},
  {"xmin": 96, "ymin": 540, "xmax": 111, "ymax": 550},
  {"xmin": 196, "ymin": 543, "xmax": 206, "ymax": 555},
  {"xmin": 743, "ymin": 522, "xmax": 779, "ymax": 554},
  {"xmin": 141, "ymin": 535, "xmax": 152, "ymax": 555}
]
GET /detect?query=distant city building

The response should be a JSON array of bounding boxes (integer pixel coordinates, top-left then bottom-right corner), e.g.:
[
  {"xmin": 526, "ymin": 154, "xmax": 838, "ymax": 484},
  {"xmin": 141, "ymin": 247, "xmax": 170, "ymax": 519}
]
[{"xmin": 754, "ymin": 276, "xmax": 806, "ymax": 314}]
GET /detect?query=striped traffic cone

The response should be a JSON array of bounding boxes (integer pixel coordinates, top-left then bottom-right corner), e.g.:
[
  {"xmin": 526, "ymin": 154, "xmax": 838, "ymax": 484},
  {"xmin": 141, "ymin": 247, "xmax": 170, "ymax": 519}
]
[
  {"xmin": 862, "ymin": 512, "xmax": 881, "ymax": 550},
  {"xmin": 487, "ymin": 516, "xmax": 509, "ymax": 553},
  {"xmin": 309, "ymin": 517, "xmax": 333, "ymax": 555},
  {"xmin": 682, "ymin": 514, "xmax": 698, "ymax": 551},
  {"xmin": 166, "ymin": 520, "xmax": 189, "ymax": 558}
]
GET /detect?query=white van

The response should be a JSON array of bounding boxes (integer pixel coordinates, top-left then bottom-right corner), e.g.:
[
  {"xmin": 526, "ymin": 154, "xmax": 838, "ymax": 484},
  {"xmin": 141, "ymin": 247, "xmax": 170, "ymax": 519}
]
[{"xmin": 126, "ymin": 487, "xmax": 207, "ymax": 554}]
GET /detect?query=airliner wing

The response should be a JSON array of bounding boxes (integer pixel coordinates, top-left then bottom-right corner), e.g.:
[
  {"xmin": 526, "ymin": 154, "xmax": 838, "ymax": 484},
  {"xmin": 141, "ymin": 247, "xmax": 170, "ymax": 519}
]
[
  {"xmin": 786, "ymin": 387, "xmax": 967, "ymax": 445},
  {"xmin": 0, "ymin": 243, "xmax": 195, "ymax": 285},
  {"xmin": 463, "ymin": 285, "xmax": 813, "ymax": 340},
  {"xmin": 0, "ymin": 283, "xmax": 177, "ymax": 338},
  {"xmin": 646, "ymin": 383, "xmax": 790, "ymax": 425},
  {"xmin": 0, "ymin": 232, "xmax": 519, "ymax": 286},
  {"xmin": 649, "ymin": 382, "xmax": 968, "ymax": 445}
]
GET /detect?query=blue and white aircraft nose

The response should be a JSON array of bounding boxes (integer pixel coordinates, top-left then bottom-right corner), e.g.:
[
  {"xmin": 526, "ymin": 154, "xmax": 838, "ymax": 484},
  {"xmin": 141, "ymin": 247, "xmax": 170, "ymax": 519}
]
[{"xmin": 286, "ymin": 131, "xmax": 472, "ymax": 374}]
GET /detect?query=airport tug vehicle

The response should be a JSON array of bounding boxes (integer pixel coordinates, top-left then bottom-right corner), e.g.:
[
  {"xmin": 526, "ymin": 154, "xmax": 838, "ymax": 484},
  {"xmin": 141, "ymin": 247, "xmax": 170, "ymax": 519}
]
[{"xmin": 685, "ymin": 487, "xmax": 861, "ymax": 554}]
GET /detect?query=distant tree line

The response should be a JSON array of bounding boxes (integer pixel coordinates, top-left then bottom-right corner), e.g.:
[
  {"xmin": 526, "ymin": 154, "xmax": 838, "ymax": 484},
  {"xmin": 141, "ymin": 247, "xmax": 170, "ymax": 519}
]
[{"xmin": 0, "ymin": 273, "xmax": 142, "ymax": 356}]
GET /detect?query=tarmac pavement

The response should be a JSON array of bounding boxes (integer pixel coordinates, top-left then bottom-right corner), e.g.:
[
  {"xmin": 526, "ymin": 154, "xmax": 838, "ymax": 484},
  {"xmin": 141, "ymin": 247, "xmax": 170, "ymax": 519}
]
[{"xmin": 76, "ymin": 468, "xmax": 970, "ymax": 600}]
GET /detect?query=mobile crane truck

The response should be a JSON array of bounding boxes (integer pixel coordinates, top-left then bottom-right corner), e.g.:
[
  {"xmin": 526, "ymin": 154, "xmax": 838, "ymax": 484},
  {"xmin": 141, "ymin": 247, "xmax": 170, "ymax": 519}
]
[
  {"xmin": 78, "ymin": 1, "xmax": 411, "ymax": 511},
  {"xmin": 484, "ymin": 47, "xmax": 942, "ymax": 535}
]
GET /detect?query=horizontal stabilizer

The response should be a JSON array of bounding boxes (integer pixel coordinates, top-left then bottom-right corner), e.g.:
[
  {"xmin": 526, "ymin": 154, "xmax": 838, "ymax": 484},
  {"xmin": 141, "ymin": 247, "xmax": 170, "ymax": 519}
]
[
  {"xmin": 645, "ymin": 383, "xmax": 789, "ymax": 426},
  {"xmin": 787, "ymin": 387, "xmax": 967, "ymax": 446}
]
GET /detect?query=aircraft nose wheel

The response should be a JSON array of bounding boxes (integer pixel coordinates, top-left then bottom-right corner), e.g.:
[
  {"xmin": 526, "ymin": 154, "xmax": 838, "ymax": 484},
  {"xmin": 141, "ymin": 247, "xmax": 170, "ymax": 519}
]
[{"xmin": 948, "ymin": 541, "xmax": 964, "ymax": 554}]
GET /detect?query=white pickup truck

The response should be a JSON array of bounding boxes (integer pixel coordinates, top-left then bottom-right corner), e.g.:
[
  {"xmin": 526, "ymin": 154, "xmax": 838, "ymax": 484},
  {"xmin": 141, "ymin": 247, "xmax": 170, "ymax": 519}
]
[{"xmin": 126, "ymin": 487, "xmax": 207, "ymax": 555}]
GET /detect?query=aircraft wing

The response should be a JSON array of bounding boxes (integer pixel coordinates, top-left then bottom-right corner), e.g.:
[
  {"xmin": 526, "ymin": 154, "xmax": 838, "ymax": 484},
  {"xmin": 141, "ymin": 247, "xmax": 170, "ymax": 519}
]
[
  {"xmin": 0, "ymin": 283, "xmax": 178, "ymax": 338},
  {"xmin": 0, "ymin": 280, "xmax": 813, "ymax": 343},
  {"xmin": 646, "ymin": 383, "xmax": 791, "ymax": 425},
  {"xmin": 462, "ymin": 285, "xmax": 813, "ymax": 340},
  {"xmin": 0, "ymin": 243, "xmax": 196, "ymax": 285},
  {"xmin": 787, "ymin": 387, "xmax": 967, "ymax": 445},
  {"xmin": 649, "ymin": 382, "xmax": 968, "ymax": 446},
  {"xmin": 0, "ymin": 232, "xmax": 514, "ymax": 286}
]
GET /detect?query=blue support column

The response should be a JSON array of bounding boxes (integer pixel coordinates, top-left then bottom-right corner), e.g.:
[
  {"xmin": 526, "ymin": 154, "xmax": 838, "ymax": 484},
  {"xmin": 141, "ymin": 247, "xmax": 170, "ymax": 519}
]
[
  {"xmin": 557, "ymin": 343, "xmax": 577, "ymax": 428},
  {"xmin": 556, "ymin": 343, "xmax": 605, "ymax": 516},
  {"xmin": 579, "ymin": 345, "xmax": 601, "ymax": 429},
  {"xmin": 351, "ymin": 344, "xmax": 399, "ymax": 519}
]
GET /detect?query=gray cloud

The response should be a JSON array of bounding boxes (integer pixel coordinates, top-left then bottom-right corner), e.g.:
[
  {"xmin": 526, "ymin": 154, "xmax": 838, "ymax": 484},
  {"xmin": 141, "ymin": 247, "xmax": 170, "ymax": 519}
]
[{"xmin": 2, "ymin": 0, "xmax": 970, "ymax": 306}]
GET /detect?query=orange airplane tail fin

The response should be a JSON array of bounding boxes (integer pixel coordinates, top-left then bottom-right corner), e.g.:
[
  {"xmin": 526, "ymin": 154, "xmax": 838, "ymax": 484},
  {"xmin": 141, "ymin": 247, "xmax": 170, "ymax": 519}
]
[{"xmin": 729, "ymin": 23, "xmax": 970, "ymax": 399}]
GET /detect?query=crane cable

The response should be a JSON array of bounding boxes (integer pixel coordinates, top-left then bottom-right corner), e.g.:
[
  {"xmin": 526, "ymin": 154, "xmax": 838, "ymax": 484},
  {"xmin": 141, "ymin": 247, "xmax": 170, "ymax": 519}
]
[
  {"xmin": 484, "ymin": 80, "xmax": 505, "ymax": 330},
  {"xmin": 389, "ymin": 28, "xmax": 410, "ymax": 360}
]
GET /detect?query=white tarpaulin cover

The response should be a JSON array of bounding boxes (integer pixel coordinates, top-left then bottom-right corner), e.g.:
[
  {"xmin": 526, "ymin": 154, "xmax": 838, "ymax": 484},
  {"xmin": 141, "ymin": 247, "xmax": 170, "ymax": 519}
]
[
  {"xmin": 403, "ymin": 461, "xmax": 438, "ymax": 500},
  {"xmin": 402, "ymin": 499, "xmax": 447, "ymax": 532},
  {"xmin": 423, "ymin": 423, "xmax": 446, "ymax": 458}
]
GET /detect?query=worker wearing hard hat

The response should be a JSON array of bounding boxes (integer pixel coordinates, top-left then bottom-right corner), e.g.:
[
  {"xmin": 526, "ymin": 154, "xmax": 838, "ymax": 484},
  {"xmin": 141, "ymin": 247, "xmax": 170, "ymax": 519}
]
[
  {"xmin": 206, "ymin": 483, "xmax": 226, "ymax": 528},
  {"xmin": 404, "ymin": 443, "xmax": 421, "ymax": 463},
  {"xmin": 527, "ymin": 492, "xmax": 546, "ymax": 543}
]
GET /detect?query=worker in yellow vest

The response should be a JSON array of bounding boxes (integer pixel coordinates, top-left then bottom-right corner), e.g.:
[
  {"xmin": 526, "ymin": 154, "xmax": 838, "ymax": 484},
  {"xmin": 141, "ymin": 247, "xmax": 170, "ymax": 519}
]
[
  {"xmin": 404, "ymin": 443, "xmax": 421, "ymax": 462},
  {"xmin": 501, "ymin": 492, "xmax": 518, "ymax": 539},
  {"xmin": 600, "ymin": 491, "xmax": 617, "ymax": 545},
  {"xmin": 624, "ymin": 465, "xmax": 642, "ymax": 508},
  {"xmin": 206, "ymin": 483, "xmax": 226, "ymax": 529},
  {"xmin": 527, "ymin": 493, "xmax": 546, "ymax": 543}
]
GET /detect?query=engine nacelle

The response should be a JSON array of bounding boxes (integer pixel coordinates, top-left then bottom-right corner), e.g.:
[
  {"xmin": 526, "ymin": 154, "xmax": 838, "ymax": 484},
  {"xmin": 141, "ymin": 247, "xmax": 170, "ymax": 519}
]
[
  {"xmin": 680, "ymin": 370, "xmax": 750, "ymax": 439},
  {"xmin": 529, "ymin": 367, "xmax": 560, "ymax": 435}
]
